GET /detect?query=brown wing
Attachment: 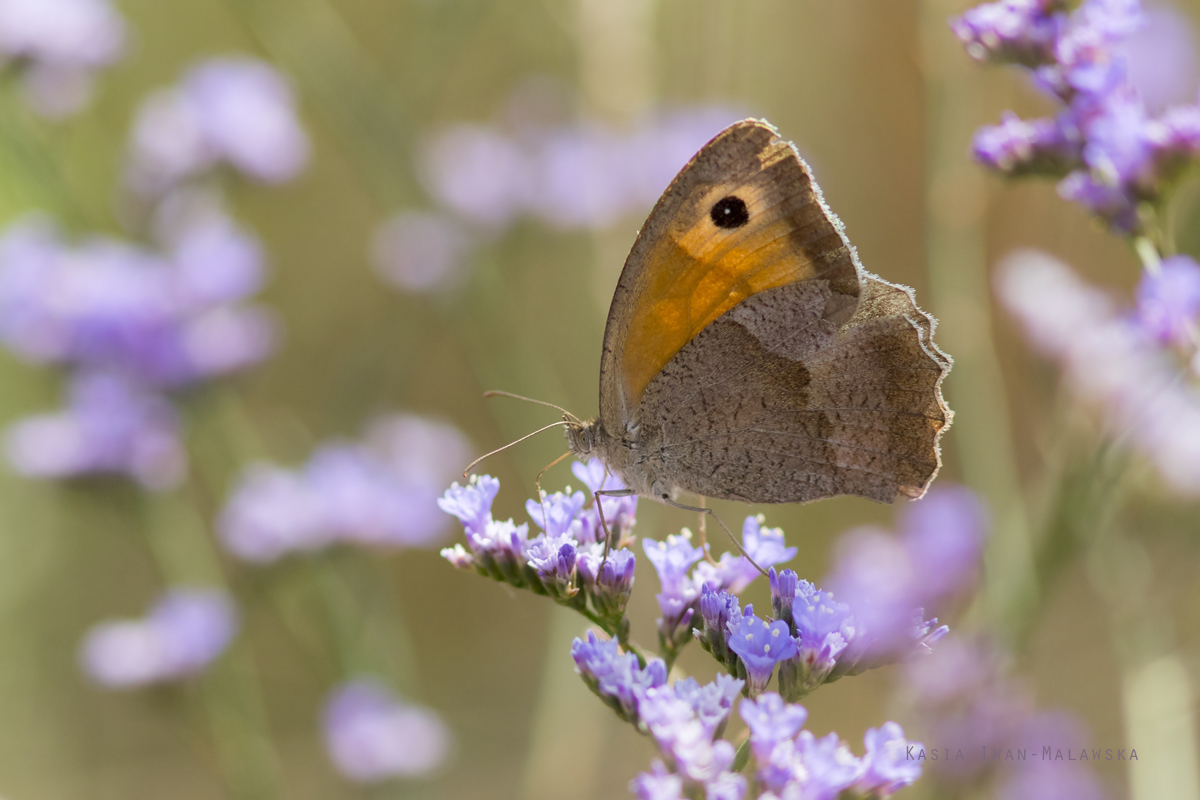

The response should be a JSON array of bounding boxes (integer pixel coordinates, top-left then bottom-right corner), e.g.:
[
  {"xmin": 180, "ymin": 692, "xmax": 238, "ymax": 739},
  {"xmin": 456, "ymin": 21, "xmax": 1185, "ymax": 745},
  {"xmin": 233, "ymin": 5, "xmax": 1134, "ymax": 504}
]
[
  {"xmin": 633, "ymin": 276, "xmax": 952, "ymax": 503},
  {"xmin": 598, "ymin": 119, "xmax": 862, "ymax": 431}
]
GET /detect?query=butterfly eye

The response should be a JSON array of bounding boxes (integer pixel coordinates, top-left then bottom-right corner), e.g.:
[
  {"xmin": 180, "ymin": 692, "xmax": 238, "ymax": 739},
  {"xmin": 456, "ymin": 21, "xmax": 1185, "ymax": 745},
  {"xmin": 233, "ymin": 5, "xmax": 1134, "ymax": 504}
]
[{"xmin": 710, "ymin": 195, "xmax": 749, "ymax": 229}]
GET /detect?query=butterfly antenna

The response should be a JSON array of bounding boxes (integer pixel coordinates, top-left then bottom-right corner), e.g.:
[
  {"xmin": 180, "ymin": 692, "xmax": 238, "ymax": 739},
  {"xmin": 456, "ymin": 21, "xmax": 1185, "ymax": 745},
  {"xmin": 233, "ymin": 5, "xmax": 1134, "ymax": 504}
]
[
  {"xmin": 484, "ymin": 390, "xmax": 583, "ymax": 424},
  {"xmin": 462, "ymin": 421, "xmax": 570, "ymax": 477}
]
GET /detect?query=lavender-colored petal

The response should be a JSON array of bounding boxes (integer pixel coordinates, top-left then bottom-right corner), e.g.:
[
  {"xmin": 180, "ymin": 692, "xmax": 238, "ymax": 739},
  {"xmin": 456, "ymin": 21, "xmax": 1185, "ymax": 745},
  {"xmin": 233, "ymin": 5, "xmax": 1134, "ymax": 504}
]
[
  {"xmin": 181, "ymin": 57, "xmax": 310, "ymax": 184},
  {"xmin": 323, "ymin": 679, "xmax": 452, "ymax": 783},
  {"xmin": 727, "ymin": 605, "xmax": 797, "ymax": 696},
  {"xmin": 370, "ymin": 210, "xmax": 473, "ymax": 295},
  {"xmin": 1135, "ymin": 255, "xmax": 1200, "ymax": 347}
]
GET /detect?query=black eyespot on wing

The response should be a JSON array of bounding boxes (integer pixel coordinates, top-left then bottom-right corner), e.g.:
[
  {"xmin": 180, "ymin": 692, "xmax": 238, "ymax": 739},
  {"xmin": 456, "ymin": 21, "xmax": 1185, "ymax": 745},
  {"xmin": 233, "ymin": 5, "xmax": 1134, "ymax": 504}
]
[{"xmin": 710, "ymin": 195, "xmax": 749, "ymax": 229}]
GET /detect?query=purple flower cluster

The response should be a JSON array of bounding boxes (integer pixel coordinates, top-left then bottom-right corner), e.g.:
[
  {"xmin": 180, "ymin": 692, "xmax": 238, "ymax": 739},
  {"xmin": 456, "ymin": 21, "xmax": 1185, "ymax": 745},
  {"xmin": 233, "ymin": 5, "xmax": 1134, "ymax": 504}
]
[
  {"xmin": 906, "ymin": 637, "xmax": 1110, "ymax": 797},
  {"xmin": 0, "ymin": 213, "xmax": 275, "ymax": 388},
  {"xmin": 742, "ymin": 694, "xmax": 922, "ymax": 799},
  {"xmin": 440, "ymin": 462, "xmax": 639, "ymax": 629},
  {"xmin": 0, "ymin": 210, "xmax": 276, "ymax": 488},
  {"xmin": 690, "ymin": 487, "xmax": 979, "ymax": 698},
  {"xmin": 125, "ymin": 57, "xmax": 310, "ymax": 198},
  {"xmin": 0, "ymin": 0, "xmax": 127, "ymax": 118},
  {"xmin": 220, "ymin": 415, "xmax": 472, "ymax": 562},
  {"xmin": 571, "ymin": 630, "xmax": 668, "ymax": 722},
  {"xmin": 322, "ymin": 679, "xmax": 452, "ymax": 783},
  {"xmin": 954, "ymin": 0, "xmax": 1200, "ymax": 232},
  {"xmin": 79, "ymin": 588, "xmax": 238, "ymax": 688},
  {"xmin": 644, "ymin": 515, "xmax": 797, "ymax": 656},
  {"xmin": 999, "ymin": 250, "xmax": 1200, "ymax": 493},
  {"xmin": 4, "ymin": 370, "xmax": 186, "ymax": 489}
]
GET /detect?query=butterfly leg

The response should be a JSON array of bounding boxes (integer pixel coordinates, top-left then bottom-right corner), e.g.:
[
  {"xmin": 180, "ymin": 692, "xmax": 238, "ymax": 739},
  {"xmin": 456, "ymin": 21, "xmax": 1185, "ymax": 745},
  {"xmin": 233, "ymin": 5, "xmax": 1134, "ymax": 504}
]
[
  {"xmin": 594, "ymin": 488, "xmax": 637, "ymax": 568},
  {"xmin": 663, "ymin": 497, "xmax": 767, "ymax": 578},
  {"xmin": 695, "ymin": 495, "xmax": 720, "ymax": 567}
]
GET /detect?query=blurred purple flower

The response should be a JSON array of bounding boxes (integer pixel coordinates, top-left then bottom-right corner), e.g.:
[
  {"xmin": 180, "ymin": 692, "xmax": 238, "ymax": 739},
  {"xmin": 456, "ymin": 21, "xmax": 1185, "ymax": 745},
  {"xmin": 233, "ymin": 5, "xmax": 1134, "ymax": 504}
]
[
  {"xmin": 638, "ymin": 683, "xmax": 743, "ymax": 789},
  {"xmin": 997, "ymin": 766, "xmax": 1111, "ymax": 800},
  {"xmin": 419, "ymin": 125, "xmax": 532, "ymax": 228},
  {"xmin": 0, "ymin": 214, "xmax": 278, "ymax": 388},
  {"xmin": 692, "ymin": 515, "xmax": 796, "ymax": 596},
  {"xmin": 630, "ymin": 761, "xmax": 684, "ymax": 800},
  {"xmin": 950, "ymin": 0, "xmax": 1066, "ymax": 66},
  {"xmin": 0, "ymin": 0, "xmax": 127, "ymax": 118},
  {"xmin": 126, "ymin": 57, "xmax": 309, "ymax": 194},
  {"xmin": 221, "ymin": 414, "xmax": 472, "ymax": 562},
  {"xmin": 972, "ymin": 111, "xmax": 1082, "ymax": 176},
  {"xmin": 80, "ymin": 588, "xmax": 237, "ymax": 687},
  {"xmin": 1135, "ymin": 254, "xmax": 1200, "ymax": 347},
  {"xmin": 1118, "ymin": 5, "xmax": 1200, "ymax": 113},
  {"xmin": 999, "ymin": 250, "xmax": 1200, "ymax": 494},
  {"xmin": 670, "ymin": 674, "xmax": 743, "ymax": 736},
  {"xmin": 323, "ymin": 679, "xmax": 452, "ymax": 783},
  {"xmin": 899, "ymin": 485, "xmax": 989, "ymax": 598},
  {"xmin": 739, "ymin": 692, "xmax": 809, "ymax": 761},
  {"xmin": 824, "ymin": 526, "xmax": 921, "ymax": 651},
  {"xmin": 740, "ymin": 693, "xmax": 924, "ymax": 799},
  {"xmin": 370, "ymin": 210, "xmax": 473, "ymax": 295},
  {"xmin": 5, "ymin": 371, "xmax": 186, "ymax": 490},
  {"xmin": 955, "ymin": 0, "xmax": 1200, "ymax": 232}
]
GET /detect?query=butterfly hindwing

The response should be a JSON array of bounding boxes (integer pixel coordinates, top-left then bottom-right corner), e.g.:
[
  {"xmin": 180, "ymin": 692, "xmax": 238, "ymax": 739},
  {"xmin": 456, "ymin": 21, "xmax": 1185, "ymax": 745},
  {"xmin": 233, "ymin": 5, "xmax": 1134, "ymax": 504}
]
[{"xmin": 634, "ymin": 275, "xmax": 951, "ymax": 503}]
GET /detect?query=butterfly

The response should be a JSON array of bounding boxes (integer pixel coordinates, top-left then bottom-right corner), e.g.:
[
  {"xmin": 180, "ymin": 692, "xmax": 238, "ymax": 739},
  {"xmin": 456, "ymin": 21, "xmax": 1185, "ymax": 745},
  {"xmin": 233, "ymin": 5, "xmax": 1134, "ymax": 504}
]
[{"xmin": 562, "ymin": 119, "xmax": 952, "ymax": 521}]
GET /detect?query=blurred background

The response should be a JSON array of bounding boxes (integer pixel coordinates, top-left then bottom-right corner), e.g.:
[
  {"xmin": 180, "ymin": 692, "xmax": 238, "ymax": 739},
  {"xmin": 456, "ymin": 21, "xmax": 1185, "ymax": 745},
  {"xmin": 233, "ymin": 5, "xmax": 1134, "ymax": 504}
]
[{"xmin": 0, "ymin": 0, "xmax": 1197, "ymax": 798}]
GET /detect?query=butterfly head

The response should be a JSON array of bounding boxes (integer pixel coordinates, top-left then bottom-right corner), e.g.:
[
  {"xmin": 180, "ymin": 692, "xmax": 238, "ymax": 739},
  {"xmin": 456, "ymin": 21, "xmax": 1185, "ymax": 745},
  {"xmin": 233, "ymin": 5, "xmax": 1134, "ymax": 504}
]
[{"xmin": 564, "ymin": 416, "xmax": 600, "ymax": 459}]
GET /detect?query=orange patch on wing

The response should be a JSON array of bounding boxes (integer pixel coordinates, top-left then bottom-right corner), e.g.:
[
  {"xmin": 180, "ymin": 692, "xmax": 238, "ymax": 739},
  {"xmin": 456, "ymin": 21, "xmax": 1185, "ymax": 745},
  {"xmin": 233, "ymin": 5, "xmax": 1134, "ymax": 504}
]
[{"xmin": 619, "ymin": 212, "xmax": 819, "ymax": 411}]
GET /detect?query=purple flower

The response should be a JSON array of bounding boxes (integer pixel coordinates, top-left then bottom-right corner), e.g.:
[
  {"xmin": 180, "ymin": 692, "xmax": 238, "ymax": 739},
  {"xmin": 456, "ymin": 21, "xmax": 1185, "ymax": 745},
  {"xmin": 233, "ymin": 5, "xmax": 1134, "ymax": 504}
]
[
  {"xmin": 169, "ymin": 212, "xmax": 266, "ymax": 307},
  {"xmin": 438, "ymin": 474, "xmax": 500, "ymax": 537},
  {"xmin": 218, "ymin": 464, "xmax": 331, "ymax": 562},
  {"xmin": 1136, "ymin": 255, "xmax": 1200, "ymax": 347},
  {"xmin": 1118, "ymin": 5, "xmax": 1200, "ymax": 113},
  {"xmin": 997, "ymin": 766, "xmax": 1110, "ymax": 800},
  {"xmin": 769, "ymin": 567, "xmax": 797, "ymax": 627},
  {"xmin": 126, "ymin": 57, "xmax": 309, "ymax": 194},
  {"xmin": 794, "ymin": 731, "xmax": 867, "ymax": 800},
  {"xmin": 0, "ymin": 215, "xmax": 278, "ymax": 387},
  {"xmin": 419, "ymin": 125, "xmax": 532, "ymax": 228},
  {"xmin": 370, "ymin": 210, "xmax": 473, "ymax": 295},
  {"xmin": 322, "ymin": 679, "xmax": 452, "ymax": 783},
  {"xmin": 726, "ymin": 605, "xmax": 797, "ymax": 697},
  {"xmin": 525, "ymin": 534, "xmax": 578, "ymax": 598},
  {"xmin": 973, "ymin": 112, "xmax": 1081, "ymax": 175},
  {"xmin": 219, "ymin": 417, "xmax": 472, "ymax": 563},
  {"xmin": 630, "ymin": 761, "xmax": 684, "ymax": 800},
  {"xmin": 950, "ymin": 0, "xmax": 1066, "ymax": 67},
  {"xmin": 855, "ymin": 722, "xmax": 925, "ymax": 796},
  {"xmin": 80, "ymin": 588, "xmax": 238, "ymax": 687},
  {"xmin": 692, "ymin": 515, "xmax": 796, "ymax": 595},
  {"xmin": 695, "ymin": 586, "xmax": 740, "ymax": 667},
  {"xmin": 0, "ymin": 0, "xmax": 127, "ymax": 118},
  {"xmin": 899, "ymin": 485, "xmax": 988, "ymax": 599},
  {"xmin": 571, "ymin": 630, "xmax": 666, "ymax": 721},
  {"xmin": 779, "ymin": 584, "xmax": 853, "ymax": 698},
  {"xmin": 525, "ymin": 489, "xmax": 586, "ymax": 538},
  {"xmin": 4, "ymin": 371, "xmax": 186, "ymax": 490},
  {"xmin": 671, "ymin": 674, "xmax": 743, "ymax": 736},
  {"xmin": 638, "ymin": 685, "xmax": 740, "ymax": 786},
  {"xmin": 577, "ymin": 546, "xmax": 636, "ymax": 619},
  {"xmin": 182, "ymin": 58, "xmax": 310, "ymax": 184},
  {"xmin": 999, "ymin": 251, "xmax": 1200, "ymax": 495},
  {"xmin": 824, "ymin": 527, "xmax": 919, "ymax": 653},
  {"xmin": 645, "ymin": 532, "xmax": 706, "ymax": 646},
  {"xmin": 739, "ymin": 692, "xmax": 809, "ymax": 761}
]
